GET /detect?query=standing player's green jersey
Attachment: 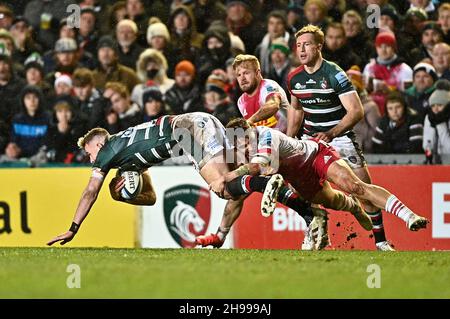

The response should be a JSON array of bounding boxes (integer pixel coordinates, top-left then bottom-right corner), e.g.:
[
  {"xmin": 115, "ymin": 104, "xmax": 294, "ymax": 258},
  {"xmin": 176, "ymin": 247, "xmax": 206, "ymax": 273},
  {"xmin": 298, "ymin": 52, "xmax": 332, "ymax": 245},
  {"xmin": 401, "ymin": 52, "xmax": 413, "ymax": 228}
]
[
  {"xmin": 287, "ymin": 59, "xmax": 356, "ymax": 136},
  {"xmin": 93, "ymin": 116, "xmax": 178, "ymax": 174}
]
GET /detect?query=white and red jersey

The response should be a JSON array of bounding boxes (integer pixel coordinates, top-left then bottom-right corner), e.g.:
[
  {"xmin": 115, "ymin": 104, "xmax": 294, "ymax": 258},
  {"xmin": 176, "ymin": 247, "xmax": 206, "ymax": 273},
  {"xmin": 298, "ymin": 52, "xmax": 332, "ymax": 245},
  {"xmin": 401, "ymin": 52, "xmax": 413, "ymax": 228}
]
[
  {"xmin": 251, "ymin": 126, "xmax": 318, "ymax": 174},
  {"xmin": 237, "ymin": 79, "xmax": 289, "ymax": 132}
]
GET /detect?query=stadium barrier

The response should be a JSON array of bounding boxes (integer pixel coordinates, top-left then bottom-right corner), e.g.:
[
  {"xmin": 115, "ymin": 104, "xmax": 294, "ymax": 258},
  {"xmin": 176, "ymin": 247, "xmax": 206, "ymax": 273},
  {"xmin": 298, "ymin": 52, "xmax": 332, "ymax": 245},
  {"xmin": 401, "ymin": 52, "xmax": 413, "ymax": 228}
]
[
  {"xmin": 233, "ymin": 165, "xmax": 450, "ymax": 251},
  {"xmin": 0, "ymin": 168, "xmax": 136, "ymax": 247}
]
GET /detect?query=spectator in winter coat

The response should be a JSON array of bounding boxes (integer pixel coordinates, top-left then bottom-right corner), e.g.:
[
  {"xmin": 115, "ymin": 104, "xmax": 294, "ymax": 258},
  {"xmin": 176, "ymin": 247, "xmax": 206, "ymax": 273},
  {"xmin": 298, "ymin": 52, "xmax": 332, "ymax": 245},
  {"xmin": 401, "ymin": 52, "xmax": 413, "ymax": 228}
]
[
  {"xmin": 423, "ymin": 79, "xmax": 450, "ymax": 162},
  {"xmin": 363, "ymin": 32, "xmax": 413, "ymax": 115},
  {"xmin": 103, "ymin": 81, "xmax": 142, "ymax": 134},
  {"xmin": 115, "ymin": 19, "xmax": 144, "ymax": 70},
  {"xmin": 405, "ymin": 62, "xmax": 437, "ymax": 122},
  {"xmin": 372, "ymin": 91, "xmax": 423, "ymax": 154},
  {"xmin": 8, "ymin": 85, "xmax": 51, "ymax": 159},
  {"xmin": 165, "ymin": 60, "xmax": 204, "ymax": 115}
]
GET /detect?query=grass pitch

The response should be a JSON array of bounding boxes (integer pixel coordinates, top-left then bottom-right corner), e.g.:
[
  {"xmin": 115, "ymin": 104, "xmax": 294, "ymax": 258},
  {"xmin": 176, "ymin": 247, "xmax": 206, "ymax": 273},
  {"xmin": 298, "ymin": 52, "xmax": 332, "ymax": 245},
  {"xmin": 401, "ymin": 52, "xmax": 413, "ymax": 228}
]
[{"xmin": 0, "ymin": 248, "xmax": 449, "ymax": 299}]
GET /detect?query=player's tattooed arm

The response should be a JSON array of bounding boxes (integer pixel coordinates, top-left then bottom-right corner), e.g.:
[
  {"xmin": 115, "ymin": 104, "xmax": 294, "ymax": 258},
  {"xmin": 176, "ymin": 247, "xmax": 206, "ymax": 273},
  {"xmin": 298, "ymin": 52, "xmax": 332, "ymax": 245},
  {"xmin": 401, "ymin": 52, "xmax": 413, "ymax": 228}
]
[{"xmin": 247, "ymin": 94, "xmax": 281, "ymax": 125}]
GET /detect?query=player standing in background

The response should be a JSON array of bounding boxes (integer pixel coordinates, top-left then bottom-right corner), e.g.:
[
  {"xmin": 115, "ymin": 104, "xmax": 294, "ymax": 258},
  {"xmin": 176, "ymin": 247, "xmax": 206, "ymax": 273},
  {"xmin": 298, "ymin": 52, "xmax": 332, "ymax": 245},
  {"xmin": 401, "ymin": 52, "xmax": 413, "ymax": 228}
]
[
  {"xmin": 287, "ymin": 25, "xmax": 397, "ymax": 251},
  {"xmin": 233, "ymin": 54, "xmax": 289, "ymax": 132}
]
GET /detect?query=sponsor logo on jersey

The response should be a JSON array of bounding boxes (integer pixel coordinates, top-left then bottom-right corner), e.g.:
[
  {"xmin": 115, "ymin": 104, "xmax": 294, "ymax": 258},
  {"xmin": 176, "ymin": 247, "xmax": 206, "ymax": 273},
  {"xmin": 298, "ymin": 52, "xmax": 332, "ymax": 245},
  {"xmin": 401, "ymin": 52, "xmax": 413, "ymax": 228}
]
[
  {"xmin": 301, "ymin": 97, "xmax": 332, "ymax": 104},
  {"xmin": 295, "ymin": 83, "xmax": 306, "ymax": 89},
  {"xmin": 266, "ymin": 85, "xmax": 276, "ymax": 92},
  {"xmin": 335, "ymin": 71, "xmax": 349, "ymax": 87},
  {"xmin": 164, "ymin": 184, "xmax": 211, "ymax": 248},
  {"xmin": 306, "ymin": 79, "xmax": 317, "ymax": 84}
]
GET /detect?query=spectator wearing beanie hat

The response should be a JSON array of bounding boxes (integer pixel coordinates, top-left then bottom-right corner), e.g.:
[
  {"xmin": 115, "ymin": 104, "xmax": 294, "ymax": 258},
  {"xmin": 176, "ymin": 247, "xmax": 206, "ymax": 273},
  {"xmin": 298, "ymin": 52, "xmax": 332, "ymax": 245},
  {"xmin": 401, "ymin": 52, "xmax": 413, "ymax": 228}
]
[
  {"xmin": 165, "ymin": 60, "xmax": 204, "ymax": 115},
  {"xmin": 363, "ymin": 32, "xmax": 413, "ymax": 115},
  {"xmin": 146, "ymin": 18, "xmax": 177, "ymax": 77},
  {"xmin": 267, "ymin": 37, "xmax": 294, "ymax": 99},
  {"xmin": 405, "ymin": 62, "xmax": 438, "ymax": 122},
  {"xmin": 409, "ymin": 21, "xmax": 445, "ymax": 66},
  {"xmin": 347, "ymin": 65, "xmax": 381, "ymax": 153},
  {"xmin": 142, "ymin": 85, "xmax": 167, "ymax": 122},
  {"xmin": 423, "ymin": 79, "xmax": 450, "ymax": 160},
  {"xmin": 93, "ymin": 35, "xmax": 140, "ymax": 94},
  {"xmin": 203, "ymin": 72, "xmax": 239, "ymax": 125},
  {"xmin": 196, "ymin": 21, "xmax": 233, "ymax": 86},
  {"xmin": 23, "ymin": 53, "xmax": 54, "ymax": 100}
]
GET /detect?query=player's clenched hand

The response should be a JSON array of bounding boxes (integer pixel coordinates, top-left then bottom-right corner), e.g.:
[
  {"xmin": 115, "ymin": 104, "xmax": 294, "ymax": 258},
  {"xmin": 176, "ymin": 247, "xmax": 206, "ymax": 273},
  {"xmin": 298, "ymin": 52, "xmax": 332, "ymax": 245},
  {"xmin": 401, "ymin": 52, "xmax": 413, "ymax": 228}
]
[
  {"xmin": 313, "ymin": 131, "xmax": 334, "ymax": 143},
  {"xmin": 46, "ymin": 231, "xmax": 76, "ymax": 246},
  {"xmin": 109, "ymin": 176, "xmax": 125, "ymax": 200},
  {"xmin": 209, "ymin": 177, "xmax": 226, "ymax": 198}
]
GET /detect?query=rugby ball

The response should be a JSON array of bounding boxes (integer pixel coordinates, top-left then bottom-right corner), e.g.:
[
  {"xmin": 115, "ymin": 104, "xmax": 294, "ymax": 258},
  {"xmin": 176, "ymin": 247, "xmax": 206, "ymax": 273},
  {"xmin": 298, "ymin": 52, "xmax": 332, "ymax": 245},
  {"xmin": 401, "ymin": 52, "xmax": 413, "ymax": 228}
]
[{"xmin": 119, "ymin": 171, "xmax": 143, "ymax": 200}]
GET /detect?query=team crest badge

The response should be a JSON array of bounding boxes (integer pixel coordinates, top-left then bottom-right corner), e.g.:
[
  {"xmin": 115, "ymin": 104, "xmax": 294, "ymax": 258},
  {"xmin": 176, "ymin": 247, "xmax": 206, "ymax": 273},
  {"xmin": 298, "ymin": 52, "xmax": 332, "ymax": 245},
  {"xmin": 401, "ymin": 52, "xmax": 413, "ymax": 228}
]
[
  {"xmin": 320, "ymin": 78, "xmax": 328, "ymax": 89},
  {"xmin": 164, "ymin": 184, "xmax": 211, "ymax": 248},
  {"xmin": 295, "ymin": 83, "xmax": 301, "ymax": 89}
]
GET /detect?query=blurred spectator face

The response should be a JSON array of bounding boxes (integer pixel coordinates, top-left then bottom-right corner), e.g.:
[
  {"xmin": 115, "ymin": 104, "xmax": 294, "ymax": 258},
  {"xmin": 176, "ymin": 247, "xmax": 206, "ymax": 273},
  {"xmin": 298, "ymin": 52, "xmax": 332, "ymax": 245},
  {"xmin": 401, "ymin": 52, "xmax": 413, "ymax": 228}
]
[
  {"xmin": 74, "ymin": 84, "xmax": 93, "ymax": 101},
  {"xmin": 0, "ymin": 60, "xmax": 11, "ymax": 82},
  {"xmin": 10, "ymin": 21, "xmax": 29, "ymax": 35},
  {"xmin": 26, "ymin": 68, "xmax": 43, "ymax": 86},
  {"xmin": 380, "ymin": 15, "xmax": 395, "ymax": 32},
  {"xmin": 227, "ymin": 3, "xmax": 247, "ymax": 23},
  {"xmin": 235, "ymin": 62, "xmax": 260, "ymax": 93},
  {"xmin": 207, "ymin": 37, "xmax": 223, "ymax": 50},
  {"xmin": 55, "ymin": 82, "xmax": 72, "ymax": 96},
  {"xmin": 413, "ymin": 70, "xmax": 434, "ymax": 92},
  {"xmin": 56, "ymin": 107, "xmax": 72, "ymax": 123},
  {"xmin": 145, "ymin": 100, "xmax": 162, "ymax": 116},
  {"xmin": 287, "ymin": 11, "xmax": 300, "ymax": 29},
  {"xmin": 431, "ymin": 103, "xmax": 445, "ymax": 114},
  {"xmin": 116, "ymin": 24, "xmax": 137, "ymax": 47},
  {"xmin": 56, "ymin": 52, "xmax": 77, "ymax": 67},
  {"xmin": 376, "ymin": 43, "xmax": 395, "ymax": 60},
  {"xmin": 60, "ymin": 25, "xmax": 77, "ymax": 39},
  {"xmin": 0, "ymin": 38, "xmax": 14, "ymax": 55},
  {"xmin": 98, "ymin": 47, "xmax": 117, "ymax": 67},
  {"xmin": 325, "ymin": 27, "xmax": 346, "ymax": 51},
  {"xmin": 0, "ymin": 13, "xmax": 13, "ymax": 29},
  {"xmin": 151, "ymin": 36, "xmax": 166, "ymax": 50},
  {"xmin": 305, "ymin": 3, "xmax": 324, "ymax": 25},
  {"xmin": 432, "ymin": 43, "xmax": 450, "ymax": 71},
  {"xmin": 24, "ymin": 93, "xmax": 40, "ymax": 115},
  {"xmin": 204, "ymin": 91, "xmax": 221, "ymax": 111},
  {"xmin": 174, "ymin": 12, "xmax": 189, "ymax": 32},
  {"xmin": 342, "ymin": 15, "xmax": 361, "ymax": 38},
  {"xmin": 386, "ymin": 101, "xmax": 405, "ymax": 123},
  {"xmin": 80, "ymin": 12, "xmax": 96, "ymax": 37},
  {"xmin": 175, "ymin": 71, "xmax": 193, "ymax": 89},
  {"xmin": 114, "ymin": 6, "xmax": 128, "ymax": 23},
  {"xmin": 438, "ymin": 8, "xmax": 450, "ymax": 33},
  {"xmin": 422, "ymin": 29, "xmax": 443, "ymax": 50},
  {"xmin": 409, "ymin": 0, "xmax": 430, "ymax": 9},
  {"xmin": 111, "ymin": 92, "xmax": 129, "ymax": 114},
  {"xmin": 268, "ymin": 16, "xmax": 285, "ymax": 39},
  {"xmin": 270, "ymin": 49, "xmax": 287, "ymax": 65},
  {"xmin": 126, "ymin": 0, "xmax": 144, "ymax": 18},
  {"xmin": 296, "ymin": 33, "xmax": 322, "ymax": 65}
]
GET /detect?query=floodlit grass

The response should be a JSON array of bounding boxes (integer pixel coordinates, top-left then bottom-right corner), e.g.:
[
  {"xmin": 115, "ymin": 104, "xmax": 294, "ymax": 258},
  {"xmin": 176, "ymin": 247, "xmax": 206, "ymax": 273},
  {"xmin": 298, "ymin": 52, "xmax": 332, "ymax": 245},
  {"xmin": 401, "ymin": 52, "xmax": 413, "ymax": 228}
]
[{"xmin": 0, "ymin": 248, "xmax": 449, "ymax": 298}]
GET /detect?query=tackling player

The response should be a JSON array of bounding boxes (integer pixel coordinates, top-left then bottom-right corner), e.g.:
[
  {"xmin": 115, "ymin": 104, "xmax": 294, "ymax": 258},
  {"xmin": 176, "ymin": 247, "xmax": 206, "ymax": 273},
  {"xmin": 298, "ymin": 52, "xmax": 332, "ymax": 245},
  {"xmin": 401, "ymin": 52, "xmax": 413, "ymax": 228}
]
[{"xmin": 198, "ymin": 119, "xmax": 428, "ymax": 248}]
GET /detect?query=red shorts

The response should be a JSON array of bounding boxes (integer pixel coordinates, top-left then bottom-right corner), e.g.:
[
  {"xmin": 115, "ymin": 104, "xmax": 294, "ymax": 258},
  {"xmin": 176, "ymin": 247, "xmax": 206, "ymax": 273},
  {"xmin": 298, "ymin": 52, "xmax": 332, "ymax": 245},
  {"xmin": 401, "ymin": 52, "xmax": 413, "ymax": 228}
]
[{"xmin": 278, "ymin": 141, "xmax": 340, "ymax": 201}]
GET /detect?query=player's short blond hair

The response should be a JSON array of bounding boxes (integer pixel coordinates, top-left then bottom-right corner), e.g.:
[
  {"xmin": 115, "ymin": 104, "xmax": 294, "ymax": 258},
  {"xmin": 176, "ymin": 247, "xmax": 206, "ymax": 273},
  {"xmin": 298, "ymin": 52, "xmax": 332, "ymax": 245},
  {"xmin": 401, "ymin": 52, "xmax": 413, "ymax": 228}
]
[
  {"xmin": 295, "ymin": 24, "xmax": 325, "ymax": 45},
  {"xmin": 232, "ymin": 54, "xmax": 261, "ymax": 71},
  {"xmin": 439, "ymin": 3, "xmax": 450, "ymax": 14},
  {"xmin": 77, "ymin": 128, "xmax": 110, "ymax": 149}
]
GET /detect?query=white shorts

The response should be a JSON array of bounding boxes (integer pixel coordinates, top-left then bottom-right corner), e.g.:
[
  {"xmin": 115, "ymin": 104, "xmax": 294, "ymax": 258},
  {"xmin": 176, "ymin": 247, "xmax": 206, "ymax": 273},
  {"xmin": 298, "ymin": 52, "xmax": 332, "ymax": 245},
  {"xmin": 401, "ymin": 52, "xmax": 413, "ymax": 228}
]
[
  {"xmin": 303, "ymin": 134, "xmax": 366, "ymax": 169},
  {"xmin": 172, "ymin": 112, "xmax": 233, "ymax": 170}
]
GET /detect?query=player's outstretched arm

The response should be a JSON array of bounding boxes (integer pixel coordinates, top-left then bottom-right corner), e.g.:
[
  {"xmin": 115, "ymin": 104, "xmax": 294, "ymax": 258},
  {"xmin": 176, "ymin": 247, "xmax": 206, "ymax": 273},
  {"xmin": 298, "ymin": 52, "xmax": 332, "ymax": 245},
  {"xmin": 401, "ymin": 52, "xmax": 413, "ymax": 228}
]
[
  {"xmin": 247, "ymin": 95, "xmax": 281, "ymax": 125},
  {"xmin": 47, "ymin": 175, "xmax": 104, "ymax": 246}
]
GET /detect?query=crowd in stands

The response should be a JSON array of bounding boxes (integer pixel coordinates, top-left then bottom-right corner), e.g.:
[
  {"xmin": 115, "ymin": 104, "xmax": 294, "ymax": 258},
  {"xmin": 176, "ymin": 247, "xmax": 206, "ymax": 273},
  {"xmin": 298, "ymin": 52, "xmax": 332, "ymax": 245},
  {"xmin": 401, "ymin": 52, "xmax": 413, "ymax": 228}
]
[{"xmin": 0, "ymin": 0, "xmax": 449, "ymax": 165}]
